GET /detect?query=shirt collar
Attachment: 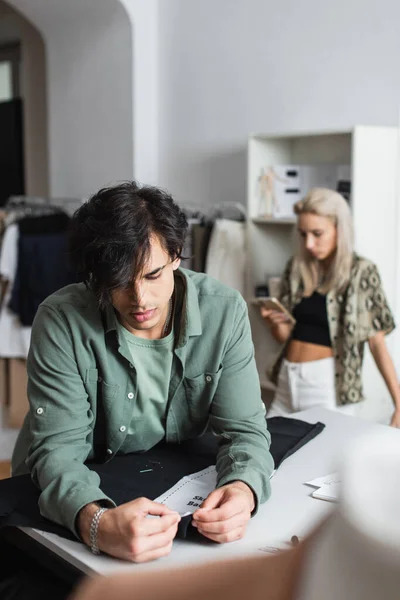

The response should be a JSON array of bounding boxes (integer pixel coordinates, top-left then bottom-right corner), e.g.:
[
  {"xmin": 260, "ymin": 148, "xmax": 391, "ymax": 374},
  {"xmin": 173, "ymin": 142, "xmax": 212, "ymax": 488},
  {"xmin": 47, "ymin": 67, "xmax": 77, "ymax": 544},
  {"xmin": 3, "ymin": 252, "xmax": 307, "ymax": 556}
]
[
  {"xmin": 174, "ymin": 268, "xmax": 202, "ymax": 347},
  {"xmin": 104, "ymin": 301, "xmax": 118, "ymax": 334}
]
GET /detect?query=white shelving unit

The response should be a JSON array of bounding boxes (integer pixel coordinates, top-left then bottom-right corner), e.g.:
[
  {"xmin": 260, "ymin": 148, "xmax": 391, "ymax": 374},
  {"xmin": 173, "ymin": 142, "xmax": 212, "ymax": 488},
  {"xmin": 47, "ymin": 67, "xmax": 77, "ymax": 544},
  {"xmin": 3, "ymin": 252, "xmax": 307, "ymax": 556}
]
[
  {"xmin": 252, "ymin": 217, "xmax": 296, "ymax": 225},
  {"xmin": 247, "ymin": 126, "xmax": 400, "ymax": 421}
]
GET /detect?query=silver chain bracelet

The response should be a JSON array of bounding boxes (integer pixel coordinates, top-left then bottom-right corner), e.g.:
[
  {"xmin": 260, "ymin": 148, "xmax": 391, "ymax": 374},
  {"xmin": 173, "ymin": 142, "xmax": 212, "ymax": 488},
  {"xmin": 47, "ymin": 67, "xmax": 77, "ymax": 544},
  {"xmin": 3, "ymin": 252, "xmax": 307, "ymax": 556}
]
[{"xmin": 89, "ymin": 507, "xmax": 108, "ymax": 555}]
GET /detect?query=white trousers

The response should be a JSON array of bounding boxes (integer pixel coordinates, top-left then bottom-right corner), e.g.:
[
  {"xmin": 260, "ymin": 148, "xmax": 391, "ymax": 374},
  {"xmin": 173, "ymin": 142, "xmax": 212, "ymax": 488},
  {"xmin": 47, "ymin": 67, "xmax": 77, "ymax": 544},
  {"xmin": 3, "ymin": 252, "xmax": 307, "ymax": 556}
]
[{"xmin": 267, "ymin": 357, "xmax": 356, "ymax": 417}]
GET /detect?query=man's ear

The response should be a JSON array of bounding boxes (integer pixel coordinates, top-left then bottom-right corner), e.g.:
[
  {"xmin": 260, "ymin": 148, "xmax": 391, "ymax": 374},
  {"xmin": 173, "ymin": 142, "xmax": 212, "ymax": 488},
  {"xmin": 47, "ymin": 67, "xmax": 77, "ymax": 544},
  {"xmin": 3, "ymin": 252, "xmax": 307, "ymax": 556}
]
[{"xmin": 172, "ymin": 257, "xmax": 181, "ymax": 270}]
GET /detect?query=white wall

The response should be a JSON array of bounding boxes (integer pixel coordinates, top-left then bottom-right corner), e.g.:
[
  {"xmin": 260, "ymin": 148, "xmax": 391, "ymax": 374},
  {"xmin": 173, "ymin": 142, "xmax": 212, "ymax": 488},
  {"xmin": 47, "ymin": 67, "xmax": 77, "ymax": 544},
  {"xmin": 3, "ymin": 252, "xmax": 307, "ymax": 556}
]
[
  {"xmin": 20, "ymin": 18, "xmax": 48, "ymax": 196},
  {"xmin": 7, "ymin": 0, "xmax": 134, "ymax": 199},
  {"xmin": 45, "ymin": 1, "xmax": 133, "ymax": 198},
  {"xmin": 0, "ymin": 0, "xmax": 48, "ymax": 196},
  {"xmin": 157, "ymin": 0, "xmax": 400, "ymax": 423},
  {"xmin": 119, "ymin": 0, "xmax": 159, "ymax": 186},
  {"xmin": 6, "ymin": 0, "xmax": 400, "ymax": 203},
  {"xmin": 158, "ymin": 0, "xmax": 400, "ymax": 209}
]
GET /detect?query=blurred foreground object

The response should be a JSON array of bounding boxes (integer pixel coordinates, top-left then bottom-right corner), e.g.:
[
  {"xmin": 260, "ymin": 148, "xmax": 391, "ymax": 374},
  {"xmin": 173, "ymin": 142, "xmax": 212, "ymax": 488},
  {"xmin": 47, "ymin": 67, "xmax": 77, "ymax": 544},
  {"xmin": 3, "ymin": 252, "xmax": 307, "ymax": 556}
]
[{"xmin": 298, "ymin": 428, "xmax": 400, "ymax": 600}]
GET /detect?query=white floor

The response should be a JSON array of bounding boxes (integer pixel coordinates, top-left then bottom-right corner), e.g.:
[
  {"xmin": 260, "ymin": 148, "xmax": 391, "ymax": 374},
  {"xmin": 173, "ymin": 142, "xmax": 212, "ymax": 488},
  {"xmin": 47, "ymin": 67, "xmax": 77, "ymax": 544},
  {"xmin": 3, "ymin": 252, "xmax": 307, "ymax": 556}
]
[{"xmin": 0, "ymin": 405, "xmax": 19, "ymax": 460}]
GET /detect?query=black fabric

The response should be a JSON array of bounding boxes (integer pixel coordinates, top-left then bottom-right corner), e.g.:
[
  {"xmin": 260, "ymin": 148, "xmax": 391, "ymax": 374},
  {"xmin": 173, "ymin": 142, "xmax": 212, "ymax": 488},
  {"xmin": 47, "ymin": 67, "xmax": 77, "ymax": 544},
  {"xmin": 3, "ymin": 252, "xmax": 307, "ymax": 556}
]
[
  {"xmin": 267, "ymin": 417, "xmax": 326, "ymax": 466},
  {"xmin": 9, "ymin": 217, "xmax": 78, "ymax": 326},
  {"xmin": 191, "ymin": 223, "xmax": 213, "ymax": 272},
  {"xmin": 0, "ymin": 417, "xmax": 325, "ymax": 543},
  {"xmin": 292, "ymin": 291, "xmax": 332, "ymax": 347}
]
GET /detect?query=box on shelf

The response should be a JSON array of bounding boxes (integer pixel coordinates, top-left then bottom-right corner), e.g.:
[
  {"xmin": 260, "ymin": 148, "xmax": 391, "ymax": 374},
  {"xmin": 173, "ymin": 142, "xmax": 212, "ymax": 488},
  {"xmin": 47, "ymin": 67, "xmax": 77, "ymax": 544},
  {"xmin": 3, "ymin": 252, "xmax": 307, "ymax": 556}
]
[
  {"xmin": 272, "ymin": 165, "xmax": 302, "ymax": 218},
  {"xmin": 257, "ymin": 163, "xmax": 351, "ymax": 219}
]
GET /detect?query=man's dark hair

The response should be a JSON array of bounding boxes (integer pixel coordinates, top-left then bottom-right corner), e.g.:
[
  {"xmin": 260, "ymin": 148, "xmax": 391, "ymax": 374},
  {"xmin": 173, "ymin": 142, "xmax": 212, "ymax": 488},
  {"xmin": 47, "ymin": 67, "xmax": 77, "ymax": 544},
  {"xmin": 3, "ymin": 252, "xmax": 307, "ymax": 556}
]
[{"xmin": 69, "ymin": 181, "xmax": 188, "ymax": 307}]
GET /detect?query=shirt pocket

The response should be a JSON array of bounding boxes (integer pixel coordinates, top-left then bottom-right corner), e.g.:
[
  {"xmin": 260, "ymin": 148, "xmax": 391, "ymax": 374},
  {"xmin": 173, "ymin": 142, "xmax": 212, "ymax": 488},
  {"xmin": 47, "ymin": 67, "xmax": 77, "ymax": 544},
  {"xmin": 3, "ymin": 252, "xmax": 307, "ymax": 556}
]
[
  {"xmin": 183, "ymin": 367, "xmax": 223, "ymax": 421},
  {"xmin": 85, "ymin": 367, "xmax": 119, "ymax": 415}
]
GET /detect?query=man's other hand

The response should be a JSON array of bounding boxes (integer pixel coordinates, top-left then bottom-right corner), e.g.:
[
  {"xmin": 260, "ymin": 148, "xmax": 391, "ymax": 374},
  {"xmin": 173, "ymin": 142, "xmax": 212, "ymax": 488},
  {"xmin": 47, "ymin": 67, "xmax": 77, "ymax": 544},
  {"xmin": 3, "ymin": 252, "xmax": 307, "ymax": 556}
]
[{"xmin": 191, "ymin": 481, "xmax": 254, "ymax": 543}]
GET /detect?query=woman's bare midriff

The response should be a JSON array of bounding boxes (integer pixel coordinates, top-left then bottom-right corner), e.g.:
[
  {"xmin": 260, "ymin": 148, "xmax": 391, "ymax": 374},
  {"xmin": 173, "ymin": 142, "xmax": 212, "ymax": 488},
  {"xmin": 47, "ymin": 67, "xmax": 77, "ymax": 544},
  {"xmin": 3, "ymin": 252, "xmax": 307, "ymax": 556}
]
[{"xmin": 285, "ymin": 339, "xmax": 334, "ymax": 363}]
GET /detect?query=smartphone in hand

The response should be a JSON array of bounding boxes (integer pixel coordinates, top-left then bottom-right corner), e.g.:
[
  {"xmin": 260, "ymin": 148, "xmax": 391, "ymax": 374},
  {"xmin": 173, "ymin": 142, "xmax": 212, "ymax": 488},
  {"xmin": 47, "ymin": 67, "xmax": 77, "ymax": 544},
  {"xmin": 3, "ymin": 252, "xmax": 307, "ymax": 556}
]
[{"xmin": 252, "ymin": 296, "xmax": 296, "ymax": 324}]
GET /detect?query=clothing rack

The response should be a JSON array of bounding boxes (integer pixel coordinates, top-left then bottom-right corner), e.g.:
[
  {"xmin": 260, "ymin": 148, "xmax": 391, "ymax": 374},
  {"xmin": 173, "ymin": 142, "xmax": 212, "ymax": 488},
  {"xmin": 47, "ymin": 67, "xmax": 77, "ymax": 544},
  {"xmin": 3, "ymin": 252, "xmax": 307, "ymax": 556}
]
[
  {"xmin": 5, "ymin": 195, "xmax": 86, "ymax": 217},
  {"xmin": 181, "ymin": 202, "xmax": 247, "ymax": 223},
  {"xmin": 179, "ymin": 202, "xmax": 247, "ymax": 274},
  {"xmin": 209, "ymin": 202, "xmax": 247, "ymax": 222},
  {"xmin": 48, "ymin": 197, "xmax": 87, "ymax": 216}
]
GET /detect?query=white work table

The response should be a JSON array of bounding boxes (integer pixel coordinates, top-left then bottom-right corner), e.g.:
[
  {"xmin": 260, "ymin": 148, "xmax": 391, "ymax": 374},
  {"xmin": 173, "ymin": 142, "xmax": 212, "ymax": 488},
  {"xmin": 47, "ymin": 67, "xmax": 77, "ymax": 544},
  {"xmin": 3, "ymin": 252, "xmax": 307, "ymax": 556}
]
[{"xmin": 20, "ymin": 408, "xmax": 400, "ymax": 576}]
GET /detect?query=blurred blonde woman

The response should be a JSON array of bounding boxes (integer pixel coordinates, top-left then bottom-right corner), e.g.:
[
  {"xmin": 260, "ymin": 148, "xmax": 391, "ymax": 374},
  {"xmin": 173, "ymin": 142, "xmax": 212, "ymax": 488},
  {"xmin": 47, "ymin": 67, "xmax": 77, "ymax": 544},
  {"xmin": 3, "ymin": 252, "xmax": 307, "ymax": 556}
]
[{"xmin": 261, "ymin": 188, "xmax": 400, "ymax": 427}]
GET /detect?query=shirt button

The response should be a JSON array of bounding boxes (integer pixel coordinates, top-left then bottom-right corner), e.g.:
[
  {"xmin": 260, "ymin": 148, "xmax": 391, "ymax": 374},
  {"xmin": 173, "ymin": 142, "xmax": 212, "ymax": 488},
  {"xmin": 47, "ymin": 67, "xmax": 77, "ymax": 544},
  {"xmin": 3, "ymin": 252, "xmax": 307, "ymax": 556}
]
[
  {"xmin": 129, "ymin": 363, "xmax": 134, "ymax": 369},
  {"xmin": 205, "ymin": 375, "xmax": 212, "ymax": 383},
  {"xmin": 119, "ymin": 426, "xmax": 126, "ymax": 432},
  {"xmin": 127, "ymin": 392, "xmax": 134, "ymax": 399},
  {"xmin": 97, "ymin": 377, "xmax": 102, "ymax": 383},
  {"xmin": 106, "ymin": 448, "xmax": 113, "ymax": 455},
  {"xmin": 36, "ymin": 407, "xmax": 44, "ymax": 415}
]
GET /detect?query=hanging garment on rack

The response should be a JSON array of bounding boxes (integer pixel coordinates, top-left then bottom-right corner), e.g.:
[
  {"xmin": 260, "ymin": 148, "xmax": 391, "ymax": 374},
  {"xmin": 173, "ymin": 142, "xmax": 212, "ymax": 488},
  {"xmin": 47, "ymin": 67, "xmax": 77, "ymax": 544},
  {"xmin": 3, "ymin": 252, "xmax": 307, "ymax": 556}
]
[
  {"xmin": 180, "ymin": 217, "xmax": 201, "ymax": 270},
  {"xmin": 191, "ymin": 221, "xmax": 213, "ymax": 272},
  {"xmin": 15, "ymin": 212, "xmax": 70, "ymax": 234},
  {"xmin": 8, "ymin": 213, "xmax": 78, "ymax": 327},
  {"xmin": 3, "ymin": 195, "xmax": 49, "ymax": 226},
  {"xmin": 205, "ymin": 218, "xmax": 246, "ymax": 296},
  {"xmin": 0, "ymin": 224, "xmax": 31, "ymax": 358},
  {"xmin": 0, "ymin": 210, "xmax": 6, "ymax": 242},
  {"xmin": 48, "ymin": 197, "xmax": 86, "ymax": 216}
]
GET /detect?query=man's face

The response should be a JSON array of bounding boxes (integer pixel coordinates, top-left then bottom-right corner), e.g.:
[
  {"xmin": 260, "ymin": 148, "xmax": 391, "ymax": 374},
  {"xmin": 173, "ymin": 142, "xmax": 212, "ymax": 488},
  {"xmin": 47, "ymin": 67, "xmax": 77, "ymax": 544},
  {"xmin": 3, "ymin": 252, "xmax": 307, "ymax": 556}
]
[{"xmin": 111, "ymin": 235, "xmax": 180, "ymax": 339}]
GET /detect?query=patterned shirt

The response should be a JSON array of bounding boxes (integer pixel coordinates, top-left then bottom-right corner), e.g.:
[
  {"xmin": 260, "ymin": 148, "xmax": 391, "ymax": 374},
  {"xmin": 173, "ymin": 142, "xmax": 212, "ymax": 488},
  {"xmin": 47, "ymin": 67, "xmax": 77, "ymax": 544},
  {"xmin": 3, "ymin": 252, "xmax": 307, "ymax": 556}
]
[{"xmin": 270, "ymin": 254, "xmax": 395, "ymax": 405}]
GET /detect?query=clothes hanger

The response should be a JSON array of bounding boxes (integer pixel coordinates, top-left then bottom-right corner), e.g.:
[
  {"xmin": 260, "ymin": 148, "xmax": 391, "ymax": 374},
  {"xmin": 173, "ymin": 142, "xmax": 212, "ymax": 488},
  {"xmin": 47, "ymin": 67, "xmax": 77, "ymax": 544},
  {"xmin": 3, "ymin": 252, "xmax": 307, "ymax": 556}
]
[{"xmin": 209, "ymin": 202, "xmax": 247, "ymax": 222}]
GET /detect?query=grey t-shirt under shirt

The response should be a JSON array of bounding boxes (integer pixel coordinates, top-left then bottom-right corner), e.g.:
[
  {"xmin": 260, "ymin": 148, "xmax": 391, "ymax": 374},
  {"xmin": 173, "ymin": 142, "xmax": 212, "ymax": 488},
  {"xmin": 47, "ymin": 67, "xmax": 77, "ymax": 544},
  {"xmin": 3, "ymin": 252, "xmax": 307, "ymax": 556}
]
[{"xmin": 118, "ymin": 322, "xmax": 174, "ymax": 453}]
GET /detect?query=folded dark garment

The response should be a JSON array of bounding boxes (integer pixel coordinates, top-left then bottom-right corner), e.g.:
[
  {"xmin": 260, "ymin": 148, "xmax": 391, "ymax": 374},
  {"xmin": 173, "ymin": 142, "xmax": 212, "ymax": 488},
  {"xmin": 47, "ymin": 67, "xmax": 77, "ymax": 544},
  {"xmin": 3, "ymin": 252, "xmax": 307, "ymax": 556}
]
[
  {"xmin": 267, "ymin": 416, "xmax": 326, "ymax": 467},
  {"xmin": 0, "ymin": 417, "xmax": 325, "ymax": 542}
]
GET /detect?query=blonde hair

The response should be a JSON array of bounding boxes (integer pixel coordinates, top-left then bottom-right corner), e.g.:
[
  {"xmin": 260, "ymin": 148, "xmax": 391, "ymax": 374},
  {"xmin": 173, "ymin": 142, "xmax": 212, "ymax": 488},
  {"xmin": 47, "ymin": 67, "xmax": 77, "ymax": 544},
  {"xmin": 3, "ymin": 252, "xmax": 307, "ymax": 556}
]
[{"xmin": 293, "ymin": 187, "xmax": 354, "ymax": 295}]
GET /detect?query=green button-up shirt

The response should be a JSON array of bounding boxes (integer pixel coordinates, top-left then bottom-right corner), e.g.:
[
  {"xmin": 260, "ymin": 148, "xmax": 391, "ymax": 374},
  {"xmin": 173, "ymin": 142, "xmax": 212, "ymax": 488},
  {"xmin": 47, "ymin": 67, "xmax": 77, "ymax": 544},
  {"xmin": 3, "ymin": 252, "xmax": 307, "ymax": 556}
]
[{"xmin": 12, "ymin": 269, "xmax": 273, "ymax": 537}]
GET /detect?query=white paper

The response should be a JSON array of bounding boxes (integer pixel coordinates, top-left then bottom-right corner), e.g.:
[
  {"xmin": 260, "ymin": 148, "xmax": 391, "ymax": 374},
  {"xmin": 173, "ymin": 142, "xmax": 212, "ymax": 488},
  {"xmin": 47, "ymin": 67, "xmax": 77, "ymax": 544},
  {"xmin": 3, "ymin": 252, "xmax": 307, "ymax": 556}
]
[
  {"xmin": 311, "ymin": 482, "xmax": 340, "ymax": 502},
  {"xmin": 305, "ymin": 472, "xmax": 340, "ymax": 488},
  {"xmin": 154, "ymin": 466, "xmax": 217, "ymax": 515}
]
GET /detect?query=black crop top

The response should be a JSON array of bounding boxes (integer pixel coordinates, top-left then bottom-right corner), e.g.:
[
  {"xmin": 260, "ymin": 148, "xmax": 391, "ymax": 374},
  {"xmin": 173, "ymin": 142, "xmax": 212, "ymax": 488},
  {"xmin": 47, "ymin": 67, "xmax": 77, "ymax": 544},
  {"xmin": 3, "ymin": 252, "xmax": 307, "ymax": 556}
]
[{"xmin": 291, "ymin": 292, "xmax": 332, "ymax": 348}]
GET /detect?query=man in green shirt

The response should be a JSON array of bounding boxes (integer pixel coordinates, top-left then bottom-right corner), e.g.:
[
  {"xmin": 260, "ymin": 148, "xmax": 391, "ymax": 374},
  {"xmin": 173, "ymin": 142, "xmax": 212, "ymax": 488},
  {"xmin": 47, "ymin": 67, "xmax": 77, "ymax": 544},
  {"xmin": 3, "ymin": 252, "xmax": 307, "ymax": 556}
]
[{"xmin": 12, "ymin": 181, "xmax": 273, "ymax": 563}]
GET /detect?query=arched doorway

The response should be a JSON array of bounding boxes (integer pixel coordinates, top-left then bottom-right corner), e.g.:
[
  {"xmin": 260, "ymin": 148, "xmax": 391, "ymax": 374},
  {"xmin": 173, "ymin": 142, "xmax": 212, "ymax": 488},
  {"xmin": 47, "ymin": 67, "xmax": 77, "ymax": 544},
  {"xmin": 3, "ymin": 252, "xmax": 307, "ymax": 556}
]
[
  {"xmin": 0, "ymin": 1, "xmax": 47, "ymax": 201},
  {"xmin": 5, "ymin": 0, "xmax": 134, "ymax": 198}
]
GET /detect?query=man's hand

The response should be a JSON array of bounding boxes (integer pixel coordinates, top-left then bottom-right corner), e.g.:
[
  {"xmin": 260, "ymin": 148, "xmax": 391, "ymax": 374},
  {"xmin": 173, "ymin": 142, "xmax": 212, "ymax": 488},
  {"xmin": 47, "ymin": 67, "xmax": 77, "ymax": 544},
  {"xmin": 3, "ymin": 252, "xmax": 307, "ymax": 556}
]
[
  {"xmin": 77, "ymin": 498, "xmax": 180, "ymax": 562},
  {"xmin": 191, "ymin": 481, "xmax": 254, "ymax": 543}
]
